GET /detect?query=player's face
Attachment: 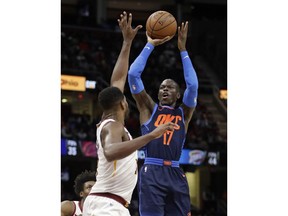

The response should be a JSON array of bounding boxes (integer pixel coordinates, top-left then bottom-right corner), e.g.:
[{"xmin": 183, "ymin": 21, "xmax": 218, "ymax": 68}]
[
  {"xmin": 81, "ymin": 181, "xmax": 96, "ymax": 198},
  {"xmin": 158, "ymin": 79, "xmax": 180, "ymax": 106}
]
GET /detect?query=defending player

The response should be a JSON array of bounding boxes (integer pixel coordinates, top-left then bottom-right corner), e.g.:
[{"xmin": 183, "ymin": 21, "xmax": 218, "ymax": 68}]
[
  {"xmin": 61, "ymin": 170, "xmax": 96, "ymax": 216},
  {"xmin": 82, "ymin": 12, "xmax": 175, "ymax": 216},
  {"xmin": 128, "ymin": 21, "xmax": 198, "ymax": 216}
]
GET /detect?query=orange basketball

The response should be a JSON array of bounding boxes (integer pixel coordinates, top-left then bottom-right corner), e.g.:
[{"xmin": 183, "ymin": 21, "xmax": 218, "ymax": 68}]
[{"xmin": 146, "ymin": 11, "xmax": 177, "ymax": 39}]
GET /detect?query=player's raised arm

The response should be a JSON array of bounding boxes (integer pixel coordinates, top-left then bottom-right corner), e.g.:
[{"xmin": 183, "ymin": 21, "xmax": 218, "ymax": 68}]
[
  {"xmin": 178, "ymin": 21, "xmax": 199, "ymax": 131},
  {"xmin": 128, "ymin": 32, "xmax": 172, "ymax": 123},
  {"xmin": 110, "ymin": 11, "xmax": 142, "ymax": 92}
]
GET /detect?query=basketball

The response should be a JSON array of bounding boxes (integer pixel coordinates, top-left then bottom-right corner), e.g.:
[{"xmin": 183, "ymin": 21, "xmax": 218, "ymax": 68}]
[{"xmin": 146, "ymin": 11, "xmax": 177, "ymax": 39}]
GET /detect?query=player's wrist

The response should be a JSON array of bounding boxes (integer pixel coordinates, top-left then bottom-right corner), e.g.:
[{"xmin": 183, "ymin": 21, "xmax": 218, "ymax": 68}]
[
  {"xmin": 147, "ymin": 132, "xmax": 158, "ymax": 140},
  {"xmin": 123, "ymin": 40, "xmax": 133, "ymax": 46},
  {"xmin": 146, "ymin": 42, "xmax": 155, "ymax": 49}
]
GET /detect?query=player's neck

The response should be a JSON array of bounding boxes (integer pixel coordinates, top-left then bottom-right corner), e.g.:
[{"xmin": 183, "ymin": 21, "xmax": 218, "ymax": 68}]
[
  {"xmin": 159, "ymin": 102, "xmax": 176, "ymax": 108},
  {"xmin": 102, "ymin": 111, "xmax": 124, "ymax": 125}
]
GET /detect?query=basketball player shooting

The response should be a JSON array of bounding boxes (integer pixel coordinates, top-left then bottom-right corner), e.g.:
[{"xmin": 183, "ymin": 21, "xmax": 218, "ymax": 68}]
[
  {"xmin": 128, "ymin": 21, "xmax": 198, "ymax": 216},
  {"xmin": 82, "ymin": 12, "xmax": 177, "ymax": 216}
]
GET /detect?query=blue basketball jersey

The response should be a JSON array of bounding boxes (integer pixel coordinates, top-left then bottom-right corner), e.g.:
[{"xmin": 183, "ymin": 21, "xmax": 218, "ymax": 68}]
[{"xmin": 141, "ymin": 104, "xmax": 186, "ymax": 161}]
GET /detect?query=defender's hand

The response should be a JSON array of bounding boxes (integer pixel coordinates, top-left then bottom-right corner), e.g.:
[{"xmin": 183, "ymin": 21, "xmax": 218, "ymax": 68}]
[
  {"xmin": 118, "ymin": 11, "xmax": 143, "ymax": 43},
  {"xmin": 150, "ymin": 122, "xmax": 178, "ymax": 139}
]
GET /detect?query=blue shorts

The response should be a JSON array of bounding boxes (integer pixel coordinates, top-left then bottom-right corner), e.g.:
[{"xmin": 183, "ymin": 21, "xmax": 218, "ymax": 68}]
[{"xmin": 138, "ymin": 161, "xmax": 191, "ymax": 216}]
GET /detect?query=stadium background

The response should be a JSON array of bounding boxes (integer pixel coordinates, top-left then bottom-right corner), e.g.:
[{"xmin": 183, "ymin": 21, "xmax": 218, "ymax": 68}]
[{"xmin": 61, "ymin": 0, "xmax": 227, "ymax": 215}]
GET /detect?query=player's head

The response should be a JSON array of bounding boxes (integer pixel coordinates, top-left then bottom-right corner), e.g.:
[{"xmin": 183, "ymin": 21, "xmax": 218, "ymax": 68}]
[
  {"xmin": 98, "ymin": 86, "xmax": 129, "ymax": 118},
  {"xmin": 73, "ymin": 170, "xmax": 96, "ymax": 199},
  {"xmin": 158, "ymin": 79, "xmax": 180, "ymax": 107}
]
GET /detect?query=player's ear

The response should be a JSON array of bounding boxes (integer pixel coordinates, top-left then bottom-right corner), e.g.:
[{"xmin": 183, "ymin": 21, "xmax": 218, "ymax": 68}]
[
  {"xmin": 79, "ymin": 191, "xmax": 84, "ymax": 198},
  {"xmin": 177, "ymin": 92, "xmax": 181, "ymax": 99},
  {"xmin": 120, "ymin": 99, "xmax": 125, "ymax": 110}
]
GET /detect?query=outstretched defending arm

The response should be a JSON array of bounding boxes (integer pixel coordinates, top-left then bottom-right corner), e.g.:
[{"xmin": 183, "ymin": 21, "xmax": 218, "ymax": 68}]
[
  {"xmin": 178, "ymin": 22, "xmax": 199, "ymax": 129},
  {"xmin": 102, "ymin": 121, "xmax": 177, "ymax": 161},
  {"xmin": 110, "ymin": 11, "xmax": 142, "ymax": 92}
]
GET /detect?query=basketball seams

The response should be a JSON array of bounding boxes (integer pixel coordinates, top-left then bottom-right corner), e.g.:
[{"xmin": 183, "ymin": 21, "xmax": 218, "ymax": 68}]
[
  {"xmin": 150, "ymin": 12, "xmax": 167, "ymax": 30},
  {"xmin": 149, "ymin": 12, "xmax": 167, "ymax": 38},
  {"xmin": 152, "ymin": 19, "xmax": 176, "ymax": 32},
  {"xmin": 149, "ymin": 13, "xmax": 165, "ymax": 37},
  {"xmin": 146, "ymin": 11, "xmax": 177, "ymax": 39}
]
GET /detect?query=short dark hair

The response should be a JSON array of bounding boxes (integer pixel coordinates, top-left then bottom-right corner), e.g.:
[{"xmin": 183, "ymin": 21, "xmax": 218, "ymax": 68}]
[
  {"xmin": 73, "ymin": 170, "xmax": 96, "ymax": 196},
  {"xmin": 98, "ymin": 86, "xmax": 124, "ymax": 110}
]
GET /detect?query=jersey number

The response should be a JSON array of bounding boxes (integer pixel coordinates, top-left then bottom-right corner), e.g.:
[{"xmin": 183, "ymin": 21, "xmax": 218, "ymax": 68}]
[
  {"xmin": 163, "ymin": 131, "xmax": 174, "ymax": 145},
  {"xmin": 154, "ymin": 114, "xmax": 181, "ymax": 146}
]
